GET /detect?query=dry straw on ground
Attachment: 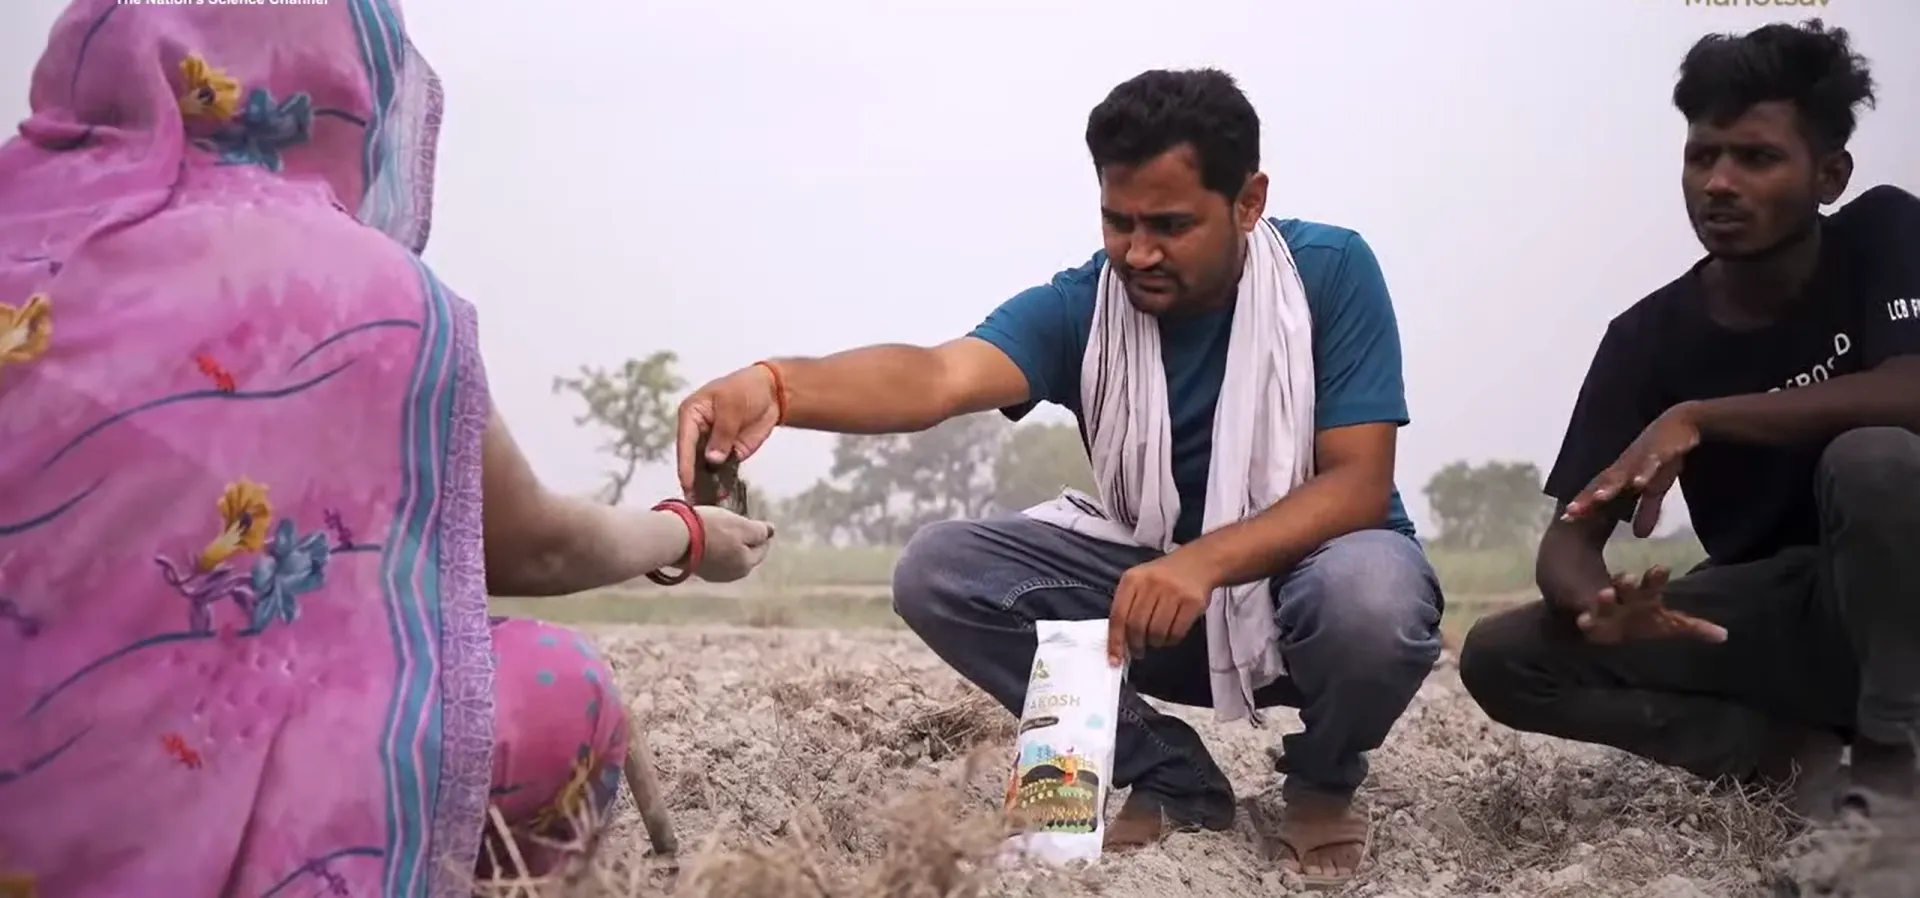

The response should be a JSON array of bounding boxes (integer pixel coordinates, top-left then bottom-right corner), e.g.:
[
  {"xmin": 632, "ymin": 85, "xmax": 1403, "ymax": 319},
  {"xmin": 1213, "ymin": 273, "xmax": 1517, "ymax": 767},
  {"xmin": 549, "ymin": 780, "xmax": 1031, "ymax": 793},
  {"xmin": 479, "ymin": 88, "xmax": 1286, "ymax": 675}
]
[{"xmin": 467, "ymin": 625, "xmax": 1920, "ymax": 897}]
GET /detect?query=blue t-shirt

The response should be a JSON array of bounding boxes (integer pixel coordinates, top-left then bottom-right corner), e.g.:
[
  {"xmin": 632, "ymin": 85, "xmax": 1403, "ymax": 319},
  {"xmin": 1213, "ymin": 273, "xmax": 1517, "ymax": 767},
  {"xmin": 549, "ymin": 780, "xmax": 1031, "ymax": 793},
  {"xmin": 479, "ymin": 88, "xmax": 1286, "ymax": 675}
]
[{"xmin": 970, "ymin": 217, "xmax": 1416, "ymax": 543}]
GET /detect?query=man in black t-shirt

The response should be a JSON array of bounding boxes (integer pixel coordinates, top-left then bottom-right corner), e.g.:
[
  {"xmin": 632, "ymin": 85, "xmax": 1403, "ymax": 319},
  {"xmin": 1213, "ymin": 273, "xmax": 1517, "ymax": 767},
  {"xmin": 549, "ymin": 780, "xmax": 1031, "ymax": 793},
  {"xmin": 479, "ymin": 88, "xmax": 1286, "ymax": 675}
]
[{"xmin": 1459, "ymin": 19, "xmax": 1920, "ymax": 815}]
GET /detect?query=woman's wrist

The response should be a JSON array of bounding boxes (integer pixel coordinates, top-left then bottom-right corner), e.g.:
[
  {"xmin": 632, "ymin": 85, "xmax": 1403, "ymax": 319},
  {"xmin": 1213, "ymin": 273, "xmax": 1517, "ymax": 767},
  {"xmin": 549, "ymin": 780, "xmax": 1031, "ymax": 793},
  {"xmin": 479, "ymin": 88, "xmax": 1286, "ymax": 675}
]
[
  {"xmin": 643, "ymin": 508, "xmax": 694, "ymax": 571},
  {"xmin": 492, "ymin": 498, "xmax": 675, "ymax": 597},
  {"xmin": 644, "ymin": 501, "xmax": 705, "ymax": 586}
]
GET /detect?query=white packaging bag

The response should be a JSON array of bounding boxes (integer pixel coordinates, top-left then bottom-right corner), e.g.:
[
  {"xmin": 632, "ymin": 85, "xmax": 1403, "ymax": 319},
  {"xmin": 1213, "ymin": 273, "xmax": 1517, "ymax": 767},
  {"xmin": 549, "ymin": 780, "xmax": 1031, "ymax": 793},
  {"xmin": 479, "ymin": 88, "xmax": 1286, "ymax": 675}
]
[{"xmin": 999, "ymin": 618, "xmax": 1125, "ymax": 867}]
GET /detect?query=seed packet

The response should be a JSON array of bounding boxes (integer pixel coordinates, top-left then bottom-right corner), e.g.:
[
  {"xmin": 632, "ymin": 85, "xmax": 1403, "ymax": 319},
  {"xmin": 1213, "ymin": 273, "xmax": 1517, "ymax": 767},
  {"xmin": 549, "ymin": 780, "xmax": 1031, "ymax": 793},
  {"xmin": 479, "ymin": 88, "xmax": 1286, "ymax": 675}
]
[{"xmin": 1000, "ymin": 618, "xmax": 1125, "ymax": 866}]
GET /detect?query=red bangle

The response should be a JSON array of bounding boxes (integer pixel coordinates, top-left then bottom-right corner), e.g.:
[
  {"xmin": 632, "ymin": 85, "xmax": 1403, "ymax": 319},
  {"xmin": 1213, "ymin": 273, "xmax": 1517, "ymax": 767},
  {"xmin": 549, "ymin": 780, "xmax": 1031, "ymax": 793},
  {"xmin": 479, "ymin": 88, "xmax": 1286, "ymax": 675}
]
[
  {"xmin": 646, "ymin": 498, "xmax": 705, "ymax": 586},
  {"xmin": 754, "ymin": 360, "xmax": 788, "ymax": 426}
]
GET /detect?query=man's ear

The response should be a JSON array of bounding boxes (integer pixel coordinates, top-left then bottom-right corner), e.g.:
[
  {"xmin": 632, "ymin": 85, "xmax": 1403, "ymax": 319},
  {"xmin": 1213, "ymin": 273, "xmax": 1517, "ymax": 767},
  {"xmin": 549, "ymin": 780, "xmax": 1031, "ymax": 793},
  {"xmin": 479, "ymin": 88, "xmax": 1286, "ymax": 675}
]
[
  {"xmin": 1817, "ymin": 150, "xmax": 1853, "ymax": 206},
  {"xmin": 1236, "ymin": 172, "xmax": 1269, "ymax": 231}
]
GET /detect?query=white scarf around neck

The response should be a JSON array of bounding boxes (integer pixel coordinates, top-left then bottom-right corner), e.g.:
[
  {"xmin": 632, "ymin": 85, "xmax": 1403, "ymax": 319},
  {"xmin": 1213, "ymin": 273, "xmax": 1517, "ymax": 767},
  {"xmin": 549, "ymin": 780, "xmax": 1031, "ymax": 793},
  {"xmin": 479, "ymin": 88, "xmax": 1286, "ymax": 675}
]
[{"xmin": 1023, "ymin": 218, "xmax": 1316, "ymax": 725}]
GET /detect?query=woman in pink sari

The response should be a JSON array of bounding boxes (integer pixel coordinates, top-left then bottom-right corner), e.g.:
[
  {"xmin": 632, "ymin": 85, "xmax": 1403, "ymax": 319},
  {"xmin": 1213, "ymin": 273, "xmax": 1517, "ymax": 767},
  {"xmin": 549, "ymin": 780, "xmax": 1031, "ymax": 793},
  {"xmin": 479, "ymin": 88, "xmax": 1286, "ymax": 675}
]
[{"xmin": 0, "ymin": 2, "xmax": 774, "ymax": 895}]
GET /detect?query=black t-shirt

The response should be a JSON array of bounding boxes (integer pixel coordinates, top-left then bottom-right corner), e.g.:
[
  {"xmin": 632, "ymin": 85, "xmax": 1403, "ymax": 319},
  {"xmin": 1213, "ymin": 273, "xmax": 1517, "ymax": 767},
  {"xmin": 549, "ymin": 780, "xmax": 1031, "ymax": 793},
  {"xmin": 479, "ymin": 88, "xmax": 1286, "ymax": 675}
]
[{"xmin": 1545, "ymin": 185, "xmax": 1920, "ymax": 564}]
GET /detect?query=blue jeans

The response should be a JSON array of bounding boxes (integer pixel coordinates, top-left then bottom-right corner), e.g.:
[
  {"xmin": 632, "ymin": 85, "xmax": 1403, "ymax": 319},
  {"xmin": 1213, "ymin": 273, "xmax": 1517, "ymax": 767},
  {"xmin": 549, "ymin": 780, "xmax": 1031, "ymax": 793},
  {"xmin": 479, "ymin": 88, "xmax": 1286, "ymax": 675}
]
[{"xmin": 891, "ymin": 516, "xmax": 1443, "ymax": 820}]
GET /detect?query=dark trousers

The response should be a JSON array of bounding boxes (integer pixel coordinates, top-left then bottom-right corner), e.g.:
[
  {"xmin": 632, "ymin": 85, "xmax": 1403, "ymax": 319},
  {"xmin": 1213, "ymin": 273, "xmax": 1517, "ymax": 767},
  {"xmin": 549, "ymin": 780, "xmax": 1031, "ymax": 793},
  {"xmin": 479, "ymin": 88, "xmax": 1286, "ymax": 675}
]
[
  {"xmin": 1460, "ymin": 427, "xmax": 1920, "ymax": 780},
  {"xmin": 890, "ymin": 515, "xmax": 1443, "ymax": 810}
]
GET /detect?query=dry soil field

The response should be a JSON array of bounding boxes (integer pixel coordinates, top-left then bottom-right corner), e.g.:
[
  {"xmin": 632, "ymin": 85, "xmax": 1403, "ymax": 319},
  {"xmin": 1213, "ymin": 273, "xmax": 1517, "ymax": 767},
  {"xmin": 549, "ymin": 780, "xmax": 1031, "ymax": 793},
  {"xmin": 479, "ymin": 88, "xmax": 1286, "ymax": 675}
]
[{"xmin": 491, "ymin": 624, "xmax": 1920, "ymax": 898}]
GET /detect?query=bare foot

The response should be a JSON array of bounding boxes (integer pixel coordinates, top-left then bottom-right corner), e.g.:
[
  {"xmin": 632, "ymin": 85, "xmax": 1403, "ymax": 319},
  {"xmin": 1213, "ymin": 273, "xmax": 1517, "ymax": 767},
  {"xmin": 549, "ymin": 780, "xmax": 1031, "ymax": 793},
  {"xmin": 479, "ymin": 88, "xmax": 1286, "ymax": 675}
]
[
  {"xmin": 1103, "ymin": 792, "xmax": 1165, "ymax": 852},
  {"xmin": 1101, "ymin": 789, "xmax": 1235, "ymax": 852},
  {"xmin": 1276, "ymin": 787, "xmax": 1371, "ymax": 889}
]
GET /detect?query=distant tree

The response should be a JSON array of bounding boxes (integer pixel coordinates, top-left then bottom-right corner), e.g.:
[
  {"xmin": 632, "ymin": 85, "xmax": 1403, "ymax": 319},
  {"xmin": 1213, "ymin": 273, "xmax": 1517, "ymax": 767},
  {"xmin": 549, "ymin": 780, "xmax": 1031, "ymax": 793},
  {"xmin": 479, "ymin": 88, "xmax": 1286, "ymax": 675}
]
[
  {"xmin": 897, "ymin": 415, "xmax": 1004, "ymax": 520},
  {"xmin": 789, "ymin": 414, "xmax": 1009, "ymax": 543},
  {"xmin": 552, "ymin": 351, "xmax": 684, "ymax": 505},
  {"xmin": 1423, "ymin": 459, "xmax": 1555, "ymax": 550},
  {"xmin": 782, "ymin": 480, "xmax": 857, "ymax": 544},
  {"xmin": 992, "ymin": 421, "xmax": 1095, "ymax": 513},
  {"xmin": 744, "ymin": 482, "xmax": 780, "ymax": 525}
]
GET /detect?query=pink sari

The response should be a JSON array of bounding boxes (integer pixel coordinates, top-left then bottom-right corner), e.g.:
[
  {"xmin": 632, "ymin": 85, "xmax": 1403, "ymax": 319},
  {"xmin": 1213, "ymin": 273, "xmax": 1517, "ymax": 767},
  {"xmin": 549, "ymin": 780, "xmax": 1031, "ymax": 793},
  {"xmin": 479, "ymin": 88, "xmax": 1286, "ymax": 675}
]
[{"xmin": 0, "ymin": 2, "xmax": 508, "ymax": 895}]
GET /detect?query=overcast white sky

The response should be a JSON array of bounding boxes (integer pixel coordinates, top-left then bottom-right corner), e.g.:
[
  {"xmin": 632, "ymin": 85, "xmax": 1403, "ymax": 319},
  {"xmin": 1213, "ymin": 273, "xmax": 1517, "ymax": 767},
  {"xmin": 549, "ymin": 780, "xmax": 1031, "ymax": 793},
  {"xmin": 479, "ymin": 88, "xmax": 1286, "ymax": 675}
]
[{"xmin": 4, "ymin": 0, "xmax": 1916, "ymax": 532}]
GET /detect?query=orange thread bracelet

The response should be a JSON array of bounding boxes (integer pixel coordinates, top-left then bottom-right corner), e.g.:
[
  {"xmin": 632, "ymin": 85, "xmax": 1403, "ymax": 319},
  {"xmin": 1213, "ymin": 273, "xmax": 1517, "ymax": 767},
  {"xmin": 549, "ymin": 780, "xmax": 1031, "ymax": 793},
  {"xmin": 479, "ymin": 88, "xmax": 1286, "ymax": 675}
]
[{"xmin": 754, "ymin": 360, "xmax": 789, "ymax": 425}]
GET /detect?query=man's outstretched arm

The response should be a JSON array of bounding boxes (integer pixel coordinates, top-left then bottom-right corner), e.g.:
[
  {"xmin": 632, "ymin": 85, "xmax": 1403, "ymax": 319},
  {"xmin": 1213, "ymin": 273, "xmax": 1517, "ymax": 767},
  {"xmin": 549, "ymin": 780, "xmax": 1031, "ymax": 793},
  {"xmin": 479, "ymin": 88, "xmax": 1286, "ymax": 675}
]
[
  {"xmin": 676, "ymin": 337, "xmax": 1032, "ymax": 492},
  {"xmin": 770, "ymin": 336, "xmax": 1032, "ymax": 434},
  {"xmin": 678, "ymin": 275, "xmax": 1080, "ymax": 492}
]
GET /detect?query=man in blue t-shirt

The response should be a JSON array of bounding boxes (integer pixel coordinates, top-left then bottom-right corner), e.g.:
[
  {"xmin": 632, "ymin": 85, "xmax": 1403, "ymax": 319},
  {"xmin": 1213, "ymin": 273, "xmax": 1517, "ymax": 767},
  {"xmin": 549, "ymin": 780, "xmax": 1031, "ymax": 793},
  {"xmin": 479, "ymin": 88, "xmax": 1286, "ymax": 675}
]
[{"xmin": 676, "ymin": 68, "xmax": 1439, "ymax": 885}]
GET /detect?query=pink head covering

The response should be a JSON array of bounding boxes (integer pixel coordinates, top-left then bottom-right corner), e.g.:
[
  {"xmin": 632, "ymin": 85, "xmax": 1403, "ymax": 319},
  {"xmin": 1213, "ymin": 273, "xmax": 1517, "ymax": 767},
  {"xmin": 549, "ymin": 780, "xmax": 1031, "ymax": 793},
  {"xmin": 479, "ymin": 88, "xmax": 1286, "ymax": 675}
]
[{"xmin": 3, "ymin": 0, "xmax": 442, "ymax": 256}]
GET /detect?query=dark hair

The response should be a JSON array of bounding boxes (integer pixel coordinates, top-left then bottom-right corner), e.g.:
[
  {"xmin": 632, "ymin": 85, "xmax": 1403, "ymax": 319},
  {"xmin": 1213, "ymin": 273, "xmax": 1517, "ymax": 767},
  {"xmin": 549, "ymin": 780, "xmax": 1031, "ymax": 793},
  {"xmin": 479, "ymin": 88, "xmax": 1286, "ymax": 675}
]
[
  {"xmin": 1085, "ymin": 68, "xmax": 1260, "ymax": 198},
  {"xmin": 1672, "ymin": 18, "xmax": 1876, "ymax": 152}
]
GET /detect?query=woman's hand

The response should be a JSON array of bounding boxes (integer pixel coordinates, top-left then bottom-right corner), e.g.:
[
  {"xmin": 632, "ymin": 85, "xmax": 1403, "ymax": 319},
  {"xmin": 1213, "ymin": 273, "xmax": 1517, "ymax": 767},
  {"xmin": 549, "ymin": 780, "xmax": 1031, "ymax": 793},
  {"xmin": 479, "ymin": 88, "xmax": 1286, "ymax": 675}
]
[{"xmin": 686, "ymin": 506, "xmax": 775, "ymax": 583}]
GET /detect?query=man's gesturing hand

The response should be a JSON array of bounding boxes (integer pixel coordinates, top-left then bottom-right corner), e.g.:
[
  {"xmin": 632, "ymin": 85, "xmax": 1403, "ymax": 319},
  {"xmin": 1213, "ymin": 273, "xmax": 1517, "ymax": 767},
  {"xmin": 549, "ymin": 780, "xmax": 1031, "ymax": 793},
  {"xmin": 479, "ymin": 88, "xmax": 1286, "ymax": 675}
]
[
  {"xmin": 1576, "ymin": 565, "xmax": 1728, "ymax": 645},
  {"xmin": 1107, "ymin": 553, "xmax": 1218, "ymax": 666},
  {"xmin": 1563, "ymin": 404, "xmax": 1702, "ymax": 538},
  {"xmin": 675, "ymin": 363, "xmax": 781, "ymax": 497}
]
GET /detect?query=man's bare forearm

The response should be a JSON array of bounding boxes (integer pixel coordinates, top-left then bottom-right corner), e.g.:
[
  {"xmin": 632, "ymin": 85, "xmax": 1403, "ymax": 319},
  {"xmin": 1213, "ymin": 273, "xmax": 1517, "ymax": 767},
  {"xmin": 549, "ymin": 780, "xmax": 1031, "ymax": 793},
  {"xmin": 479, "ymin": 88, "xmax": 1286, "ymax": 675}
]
[
  {"xmin": 772, "ymin": 344, "xmax": 961, "ymax": 434},
  {"xmin": 1535, "ymin": 511, "xmax": 1615, "ymax": 615},
  {"xmin": 1176, "ymin": 465, "xmax": 1391, "ymax": 589},
  {"xmin": 1688, "ymin": 358, "xmax": 1920, "ymax": 446},
  {"xmin": 487, "ymin": 500, "xmax": 692, "ymax": 597}
]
